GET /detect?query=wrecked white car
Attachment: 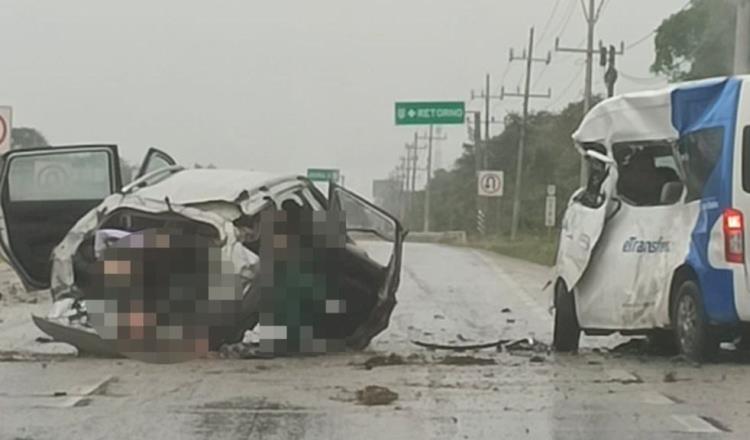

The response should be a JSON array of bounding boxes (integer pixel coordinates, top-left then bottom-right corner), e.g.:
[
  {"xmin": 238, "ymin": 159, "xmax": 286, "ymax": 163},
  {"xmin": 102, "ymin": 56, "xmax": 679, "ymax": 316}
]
[
  {"xmin": 553, "ymin": 76, "xmax": 750, "ymax": 361},
  {"xmin": 0, "ymin": 145, "xmax": 405, "ymax": 359}
]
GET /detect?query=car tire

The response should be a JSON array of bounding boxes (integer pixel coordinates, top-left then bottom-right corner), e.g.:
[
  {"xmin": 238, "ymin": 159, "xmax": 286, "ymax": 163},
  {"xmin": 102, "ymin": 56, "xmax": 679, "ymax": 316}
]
[
  {"xmin": 672, "ymin": 280, "xmax": 719, "ymax": 363},
  {"xmin": 553, "ymin": 280, "xmax": 580, "ymax": 352}
]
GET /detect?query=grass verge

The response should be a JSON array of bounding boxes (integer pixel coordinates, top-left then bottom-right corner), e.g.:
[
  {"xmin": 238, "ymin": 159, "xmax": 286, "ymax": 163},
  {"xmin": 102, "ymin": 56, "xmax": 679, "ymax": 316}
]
[{"xmin": 468, "ymin": 232, "xmax": 558, "ymax": 267}]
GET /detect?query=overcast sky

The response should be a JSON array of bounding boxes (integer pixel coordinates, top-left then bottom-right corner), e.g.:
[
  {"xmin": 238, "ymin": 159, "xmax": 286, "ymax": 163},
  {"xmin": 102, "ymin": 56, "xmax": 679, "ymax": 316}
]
[{"xmin": 2, "ymin": 0, "xmax": 688, "ymax": 196}]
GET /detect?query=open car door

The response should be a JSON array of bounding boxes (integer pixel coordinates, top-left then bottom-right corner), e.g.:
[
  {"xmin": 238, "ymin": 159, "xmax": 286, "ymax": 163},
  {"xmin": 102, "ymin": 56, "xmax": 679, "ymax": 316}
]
[
  {"xmin": 327, "ymin": 182, "xmax": 406, "ymax": 349},
  {"xmin": 135, "ymin": 147, "xmax": 176, "ymax": 179},
  {"xmin": 0, "ymin": 145, "xmax": 122, "ymax": 291},
  {"xmin": 555, "ymin": 147, "xmax": 617, "ymax": 290}
]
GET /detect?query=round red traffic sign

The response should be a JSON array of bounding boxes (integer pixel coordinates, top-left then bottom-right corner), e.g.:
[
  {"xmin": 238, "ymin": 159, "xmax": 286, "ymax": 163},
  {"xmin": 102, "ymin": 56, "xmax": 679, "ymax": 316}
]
[
  {"xmin": 0, "ymin": 115, "xmax": 7, "ymax": 146},
  {"xmin": 480, "ymin": 173, "xmax": 502, "ymax": 195}
]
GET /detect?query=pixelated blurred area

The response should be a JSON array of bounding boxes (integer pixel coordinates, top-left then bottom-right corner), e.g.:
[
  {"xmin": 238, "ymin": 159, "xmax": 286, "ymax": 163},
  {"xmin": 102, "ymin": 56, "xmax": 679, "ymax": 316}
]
[
  {"xmin": 256, "ymin": 206, "xmax": 348, "ymax": 355},
  {"xmin": 84, "ymin": 228, "xmax": 244, "ymax": 364}
]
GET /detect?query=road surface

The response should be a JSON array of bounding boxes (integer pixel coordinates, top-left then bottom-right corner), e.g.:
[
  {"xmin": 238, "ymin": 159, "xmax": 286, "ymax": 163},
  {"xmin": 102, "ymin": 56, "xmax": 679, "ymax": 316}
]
[{"xmin": 1, "ymin": 243, "xmax": 750, "ymax": 439}]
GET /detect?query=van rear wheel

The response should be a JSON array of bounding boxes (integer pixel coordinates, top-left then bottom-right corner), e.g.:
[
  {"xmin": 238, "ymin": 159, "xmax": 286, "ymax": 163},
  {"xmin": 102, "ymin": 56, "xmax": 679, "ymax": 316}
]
[
  {"xmin": 673, "ymin": 280, "xmax": 718, "ymax": 363},
  {"xmin": 553, "ymin": 281, "xmax": 580, "ymax": 352}
]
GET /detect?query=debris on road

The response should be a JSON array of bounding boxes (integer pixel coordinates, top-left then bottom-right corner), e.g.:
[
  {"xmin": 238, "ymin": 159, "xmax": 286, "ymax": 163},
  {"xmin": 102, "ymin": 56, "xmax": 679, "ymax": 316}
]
[
  {"xmin": 597, "ymin": 369, "xmax": 643, "ymax": 385},
  {"xmin": 529, "ymin": 355, "xmax": 546, "ymax": 363},
  {"xmin": 433, "ymin": 314, "xmax": 445, "ymax": 320},
  {"xmin": 356, "ymin": 385, "xmax": 399, "ymax": 406},
  {"xmin": 501, "ymin": 308, "xmax": 512, "ymax": 314},
  {"xmin": 411, "ymin": 339, "xmax": 509, "ymax": 352},
  {"xmin": 363, "ymin": 353, "xmax": 405, "ymax": 370},
  {"xmin": 504, "ymin": 338, "xmax": 550, "ymax": 354},
  {"xmin": 440, "ymin": 355, "xmax": 496, "ymax": 366},
  {"xmin": 35, "ymin": 336, "xmax": 54, "ymax": 344},
  {"xmin": 664, "ymin": 371, "xmax": 677, "ymax": 383},
  {"xmin": 219, "ymin": 342, "xmax": 273, "ymax": 359}
]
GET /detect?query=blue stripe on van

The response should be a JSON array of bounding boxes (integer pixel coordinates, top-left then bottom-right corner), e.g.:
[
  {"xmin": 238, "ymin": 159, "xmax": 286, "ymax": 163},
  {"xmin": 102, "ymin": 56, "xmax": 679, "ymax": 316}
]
[{"xmin": 672, "ymin": 78, "xmax": 742, "ymax": 325}]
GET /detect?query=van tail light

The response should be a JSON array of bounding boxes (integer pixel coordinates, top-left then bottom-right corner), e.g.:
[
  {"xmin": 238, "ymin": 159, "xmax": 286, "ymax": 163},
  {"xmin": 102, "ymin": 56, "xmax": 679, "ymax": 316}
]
[{"xmin": 724, "ymin": 208, "xmax": 745, "ymax": 264}]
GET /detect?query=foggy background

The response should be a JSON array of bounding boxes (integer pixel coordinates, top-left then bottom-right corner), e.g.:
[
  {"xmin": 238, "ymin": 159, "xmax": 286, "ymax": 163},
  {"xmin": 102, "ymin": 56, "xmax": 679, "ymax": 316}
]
[{"xmin": 1, "ymin": 0, "xmax": 686, "ymax": 196}]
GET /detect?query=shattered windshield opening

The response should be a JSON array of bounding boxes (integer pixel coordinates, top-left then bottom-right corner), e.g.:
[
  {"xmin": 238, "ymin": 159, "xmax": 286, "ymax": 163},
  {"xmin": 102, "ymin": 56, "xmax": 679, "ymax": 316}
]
[{"xmin": 614, "ymin": 141, "xmax": 682, "ymax": 206}]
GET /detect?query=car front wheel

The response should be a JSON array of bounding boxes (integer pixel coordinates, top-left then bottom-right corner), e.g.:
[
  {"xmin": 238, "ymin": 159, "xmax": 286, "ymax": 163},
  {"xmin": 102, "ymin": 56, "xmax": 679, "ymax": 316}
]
[
  {"xmin": 673, "ymin": 280, "xmax": 718, "ymax": 362},
  {"xmin": 553, "ymin": 280, "xmax": 580, "ymax": 352}
]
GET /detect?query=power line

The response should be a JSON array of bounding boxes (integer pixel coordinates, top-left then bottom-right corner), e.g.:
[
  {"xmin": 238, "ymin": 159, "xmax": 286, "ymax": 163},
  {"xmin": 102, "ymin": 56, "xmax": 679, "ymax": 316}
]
[
  {"xmin": 626, "ymin": 0, "xmax": 691, "ymax": 50},
  {"xmin": 545, "ymin": 63, "xmax": 583, "ymax": 110},
  {"xmin": 554, "ymin": 0, "xmax": 579, "ymax": 40},
  {"xmin": 536, "ymin": 0, "xmax": 563, "ymax": 49},
  {"xmin": 619, "ymin": 70, "xmax": 668, "ymax": 84}
]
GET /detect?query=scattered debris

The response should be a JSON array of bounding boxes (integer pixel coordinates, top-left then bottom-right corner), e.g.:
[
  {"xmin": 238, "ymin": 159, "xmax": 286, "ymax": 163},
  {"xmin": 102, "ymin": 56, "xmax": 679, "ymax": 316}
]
[
  {"xmin": 0, "ymin": 350, "xmax": 74, "ymax": 362},
  {"xmin": 35, "ymin": 336, "xmax": 54, "ymax": 344},
  {"xmin": 599, "ymin": 369, "xmax": 643, "ymax": 385},
  {"xmin": 363, "ymin": 353, "xmax": 405, "ymax": 370},
  {"xmin": 529, "ymin": 355, "xmax": 546, "ymax": 363},
  {"xmin": 611, "ymin": 338, "xmax": 647, "ymax": 354},
  {"xmin": 412, "ymin": 339, "xmax": 508, "ymax": 352},
  {"xmin": 504, "ymin": 338, "xmax": 550, "ymax": 354},
  {"xmin": 53, "ymin": 391, "xmax": 67, "ymax": 397},
  {"xmin": 506, "ymin": 319, "xmax": 516, "ymax": 324},
  {"xmin": 501, "ymin": 308, "xmax": 512, "ymax": 314},
  {"xmin": 73, "ymin": 398, "xmax": 92, "ymax": 408},
  {"xmin": 440, "ymin": 356, "xmax": 495, "ymax": 366},
  {"xmin": 587, "ymin": 360, "xmax": 602, "ymax": 365},
  {"xmin": 456, "ymin": 334, "xmax": 469, "ymax": 342},
  {"xmin": 663, "ymin": 371, "xmax": 677, "ymax": 383},
  {"xmin": 219, "ymin": 342, "xmax": 273, "ymax": 359},
  {"xmin": 433, "ymin": 314, "xmax": 445, "ymax": 320},
  {"xmin": 356, "ymin": 385, "xmax": 399, "ymax": 406}
]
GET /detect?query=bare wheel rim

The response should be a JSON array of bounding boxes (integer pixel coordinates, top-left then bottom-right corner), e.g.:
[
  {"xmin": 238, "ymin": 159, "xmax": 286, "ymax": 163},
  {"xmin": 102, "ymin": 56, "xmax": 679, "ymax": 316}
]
[{"xmin": 677, "ymin": 294, "xmax": 698, "ymax": 354}]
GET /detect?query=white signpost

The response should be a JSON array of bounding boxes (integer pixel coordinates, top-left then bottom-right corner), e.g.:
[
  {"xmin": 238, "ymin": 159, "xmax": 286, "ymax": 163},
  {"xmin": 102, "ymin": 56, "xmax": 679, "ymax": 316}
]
[
  {"xmin": 477, "ymin": 171, "xmax": 504, "ymax": 197},
  {"xmin": 0, "ymin": 107, "xmax": 11, "ymax": 155},
  {"xmin": 545, "ymin": 185, "xmax": 557, "ymax": 228}
]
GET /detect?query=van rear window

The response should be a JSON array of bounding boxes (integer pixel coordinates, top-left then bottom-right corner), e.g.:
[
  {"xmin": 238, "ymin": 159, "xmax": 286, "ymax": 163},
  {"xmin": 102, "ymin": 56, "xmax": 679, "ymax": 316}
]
[{"xmin": 678, "ymin": 127, "xmax": 724, "ymax": 202}]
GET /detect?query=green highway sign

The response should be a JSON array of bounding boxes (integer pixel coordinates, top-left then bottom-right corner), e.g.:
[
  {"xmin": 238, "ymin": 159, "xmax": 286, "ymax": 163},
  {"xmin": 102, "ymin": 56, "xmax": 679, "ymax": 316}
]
[
  {"xmin": 395, "ymin": 101, "xmax": 465, "ymax": 126},
  {"xmin": 307, "ymin": 168, "xmax": 340, "ymax": 182}
]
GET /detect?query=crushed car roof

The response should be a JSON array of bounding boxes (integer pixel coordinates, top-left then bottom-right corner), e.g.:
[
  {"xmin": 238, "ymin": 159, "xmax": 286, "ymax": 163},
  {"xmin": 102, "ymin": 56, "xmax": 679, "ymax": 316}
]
[
  {"xmin": 572, "ymin": 76, "xmax": 750, "ymax": 151},
  {"xmin": 133, "ymin": 169, "xmax": 302, "ymax": 205}
]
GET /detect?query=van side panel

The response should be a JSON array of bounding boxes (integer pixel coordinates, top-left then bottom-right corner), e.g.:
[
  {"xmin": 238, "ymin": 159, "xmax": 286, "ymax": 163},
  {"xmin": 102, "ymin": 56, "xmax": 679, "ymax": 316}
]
[{"xmin": 672, "ymin": 78, "xmax": 742, "ymax": 325}]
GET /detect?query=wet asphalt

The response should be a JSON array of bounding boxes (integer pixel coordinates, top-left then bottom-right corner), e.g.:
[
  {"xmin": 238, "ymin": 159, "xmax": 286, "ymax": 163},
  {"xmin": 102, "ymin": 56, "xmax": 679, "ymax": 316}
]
[{"xmin": 2, "ymin": 242, "xmax": 750, "ymax": 439}]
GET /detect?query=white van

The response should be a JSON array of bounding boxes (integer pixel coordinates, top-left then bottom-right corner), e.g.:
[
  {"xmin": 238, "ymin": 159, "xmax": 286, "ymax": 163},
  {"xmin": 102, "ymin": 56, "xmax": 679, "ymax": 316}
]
[{"xmin": 553, "ymin": 76, "xmax": 750, "ymax": 361}]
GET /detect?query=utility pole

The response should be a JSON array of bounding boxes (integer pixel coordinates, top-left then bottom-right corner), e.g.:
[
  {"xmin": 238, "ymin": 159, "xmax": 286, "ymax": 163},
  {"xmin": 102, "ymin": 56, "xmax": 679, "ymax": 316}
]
[
  {"xmin": 403, "ymin": 132, "xmax": 423, "ymax": 229},
  {"xmin": 471, "ymin": 74, "xmax": 503, "ymax": 168},
  {"xmin": 410, "ymin": 132, "xmax": 419, "ymax": 195},
  {"xmin": 556, "ymin": 0, "xmax": 609, "ymax": 186},
  {"xmin": 417, "ymin": 127, "xmax": 446, "ymax": 232},
  {"xmin": 399, "ymin": 156, "xmax": 408, "ymax": 220},
  {"xmin": 735, "ymin": 0, "xmax": 750, "ymax": 74},
  {"xmin": 404, "ymin": 141, "xmax": 414, "ymax": 218},
  {"xmin": 503, "ymin": 27, "xmax": 552, "ymax": 241}
]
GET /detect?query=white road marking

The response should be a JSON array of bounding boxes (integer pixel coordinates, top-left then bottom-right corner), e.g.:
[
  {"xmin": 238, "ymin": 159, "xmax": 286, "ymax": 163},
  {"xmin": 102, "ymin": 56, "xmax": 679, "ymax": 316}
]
[
  {"xmin": 672, "ymin": 415, "xmax": 725, "ymax": 433},
  {"xmin": 641, "ymin": 391, "xmax": 676, "ymax": 405},
  {"xmin": 54, "ymin": 375, "xmax": 115, "ymax": 408}
]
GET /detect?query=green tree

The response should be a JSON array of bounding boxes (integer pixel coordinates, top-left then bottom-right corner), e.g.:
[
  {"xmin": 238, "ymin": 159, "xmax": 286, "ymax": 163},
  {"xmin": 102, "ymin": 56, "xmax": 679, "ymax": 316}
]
[
  {"xmin": 651, "ymin": 0, "xmax": 736, "ymax": 81},
  {"xmin": 425, "ymin": 99, "xmax": 589, "ymax": 236},
  {"xmin": 11, "ymin": 127, "xmax": 48, "ymax": 149}
]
